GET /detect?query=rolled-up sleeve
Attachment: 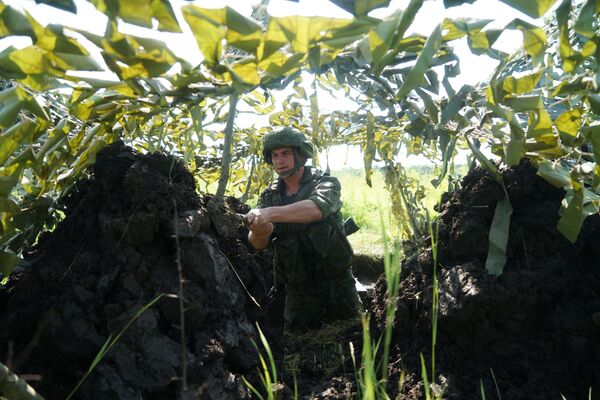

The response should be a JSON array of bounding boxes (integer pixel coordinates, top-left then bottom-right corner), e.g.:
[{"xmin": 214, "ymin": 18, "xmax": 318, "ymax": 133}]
[{"xmin": 308, "ymin": 176, "xmax": 342, "ymax": 219}]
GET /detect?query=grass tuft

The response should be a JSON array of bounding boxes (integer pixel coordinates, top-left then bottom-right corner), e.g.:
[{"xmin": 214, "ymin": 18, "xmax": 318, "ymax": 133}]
[{"xmin": 244, "ymin": 323, "xmax": 281, "ymax": 400}]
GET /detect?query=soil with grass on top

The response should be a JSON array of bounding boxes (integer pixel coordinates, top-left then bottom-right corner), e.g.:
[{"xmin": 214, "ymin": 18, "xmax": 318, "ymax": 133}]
[{"xmin": 1, "ymin": 143, "xmax": 599, "ymax": 400}]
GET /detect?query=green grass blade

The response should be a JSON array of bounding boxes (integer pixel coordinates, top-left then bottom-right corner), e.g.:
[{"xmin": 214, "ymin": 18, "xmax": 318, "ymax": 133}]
[
  {"xmin": 361, "ymin": 316, "xmax": 376, "ymax": 400},
  {"xmin": 293, "ymin": 373, "xmax": 298, "ymax": 400},
  {"xmin": 244, "ymin": 325, "xmax": 281, "ymax": 400},
  {"xmin": 242, "ymin": 376, "xmax": 265, "ymax": 400},
  {"xmin": 428, "ymin": 212, "xmax": 440, "ymax": 381},
  {"xmin": 378, "ymin": 207, "xmax": 402, "ymax": 391},
  {"xmin": 256, "ymin": 324, "xmax": 277, "ymax": 385},
  {"xmin": 490, "ymin": 368, "xmax": 502, "ymax": 400},
  {"xmin": 420, "ymin": 353, "xmax": 432, "ymax": 400}
]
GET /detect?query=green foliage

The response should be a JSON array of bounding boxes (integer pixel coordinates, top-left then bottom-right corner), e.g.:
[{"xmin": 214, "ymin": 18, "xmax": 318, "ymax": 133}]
[
  {"xmin": 89, "ymin": 0, "xmax": 181, "ymax": 32},
  {"xmin": 0, "ymin": 249, "xmax": 18, "ymax": 276},
  {"xmin": 0, "ymin": 0, "xmax": 599, "ymax": 276},
  {"xmin": 336, "ymin": 165, "xmax": 464, "ymax": 256},
  {"xmin": 358, "ymin": 315, "xmax": 377, "ymax": 399},
  {"xmin": 468, "ymin": 139, "xmax": 514, "ymax": 276},
  {"xmin": 485, "ymin": 195, "xmax": 514, "ymax": 276},
  {"xmin": 396, "ymin": 23, "xmax": 443, "ymax": 100}
]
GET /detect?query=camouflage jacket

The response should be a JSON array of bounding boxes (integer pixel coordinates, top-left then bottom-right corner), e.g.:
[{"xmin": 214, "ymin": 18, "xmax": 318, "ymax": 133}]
[{"xmin": 257, "ymin": 167, "xmax": 354, "ymax": 287}]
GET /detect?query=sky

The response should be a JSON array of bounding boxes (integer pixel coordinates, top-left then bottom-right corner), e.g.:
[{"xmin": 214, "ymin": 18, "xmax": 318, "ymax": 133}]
[{"xmin": 2, "ymin": 0, "xmax": 543, "ymax": 168}]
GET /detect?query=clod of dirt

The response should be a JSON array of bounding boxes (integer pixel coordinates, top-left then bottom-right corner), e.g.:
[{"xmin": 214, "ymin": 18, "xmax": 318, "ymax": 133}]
[
  {"xmin": 370, "ymin": 160, "xmax": 600, "ymax": 400},
  {"xmin": 0, "ymin": 141, "xmax": 266, "ymax": 400}
]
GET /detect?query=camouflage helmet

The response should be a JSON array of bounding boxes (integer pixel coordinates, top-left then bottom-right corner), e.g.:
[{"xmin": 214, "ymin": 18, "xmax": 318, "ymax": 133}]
[{"xmin": 262, "ymin": 127, "xmax": 313, "ymax": 164}]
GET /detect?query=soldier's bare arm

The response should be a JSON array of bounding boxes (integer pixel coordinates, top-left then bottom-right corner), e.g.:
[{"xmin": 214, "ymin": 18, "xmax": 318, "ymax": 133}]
[{"xmin": 248, "ymin": 199, "xmax": 322, "ymax": 225}]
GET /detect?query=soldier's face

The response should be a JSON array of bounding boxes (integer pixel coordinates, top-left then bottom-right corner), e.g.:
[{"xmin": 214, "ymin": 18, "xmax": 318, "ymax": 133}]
[{"xmin": 271, "ymin": 147, "xmax": 295, "ymax": 174}]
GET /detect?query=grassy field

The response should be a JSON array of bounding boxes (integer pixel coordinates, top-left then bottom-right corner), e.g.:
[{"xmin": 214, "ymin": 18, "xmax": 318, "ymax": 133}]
[
  {"xmin": 335, "ymin": 168, "xmax": 390, "ymax": 257},
  {"xmin": 335, "ymin": 164, "xmax": 467, "ymax": 257}
]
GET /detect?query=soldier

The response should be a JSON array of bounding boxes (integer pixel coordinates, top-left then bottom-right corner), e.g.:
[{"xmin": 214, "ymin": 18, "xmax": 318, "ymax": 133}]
[{"xmin": 246, "ymin": 127, "xmax": 362, "ymax": 333}]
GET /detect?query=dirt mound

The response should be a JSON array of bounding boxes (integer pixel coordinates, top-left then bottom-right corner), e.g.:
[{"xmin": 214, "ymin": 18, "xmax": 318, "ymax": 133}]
[
  {"xmin": 370, "ymin": 161, "xmax": 600, "ymax": 399},
  {"xmin": 0, "ymin": 141, "xmax": 266, "ymax": 399}
]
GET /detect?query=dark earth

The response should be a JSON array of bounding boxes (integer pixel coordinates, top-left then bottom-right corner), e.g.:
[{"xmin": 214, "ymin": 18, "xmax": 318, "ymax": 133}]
[
  {"xmin": 366, "ymin": 161, "xmax": 600, "ymax": 400},
  {"xmin": 1, "ymin": 143, "xmax": 599, "ymax": 399}
]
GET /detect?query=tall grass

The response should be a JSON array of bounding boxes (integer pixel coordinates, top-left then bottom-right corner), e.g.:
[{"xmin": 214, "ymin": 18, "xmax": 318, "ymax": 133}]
[
  {"xmin": 346, "ymin": 212, "xmax": 404, "ymax": 399},
  {"xmin": 418, "ymin": 209, "xmax": 443, "ymax": 400},
  {"xmin": 243, "ymin": 324, "xmax": 282, "ymax": 400},
  {"xmin": 379, "ymin": 213, "xmax": 402, "ymax": 393},
  {"xmin": 358, "ymin": 316, "xmax": 377, "ymax": 400},
  {"xmin": 428, "ymin": 211, "xmax": 440, "ymax": 389},
  {"xmin": 334, "ymin": 165, "xmax": 466, "ymax": 256},
  {"xmin": 335, "ymin": 168, "xmax": 390, "ymax": 257}
]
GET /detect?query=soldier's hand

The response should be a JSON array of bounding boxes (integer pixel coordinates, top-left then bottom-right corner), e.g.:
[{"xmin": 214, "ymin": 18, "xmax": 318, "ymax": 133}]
[
  {"xmin": 246, "ymin": 208, "xmax": 272, "ymax": 226},
  {"xmin": 246, "ymin": 209, "xmax": 274, "ymax": 237}
]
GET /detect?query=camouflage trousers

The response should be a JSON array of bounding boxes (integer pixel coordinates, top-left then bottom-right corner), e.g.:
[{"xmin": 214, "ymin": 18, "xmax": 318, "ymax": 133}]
[{"xmin": 284, "ymin": 272, "xmax": 362, "ymax": 333}]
